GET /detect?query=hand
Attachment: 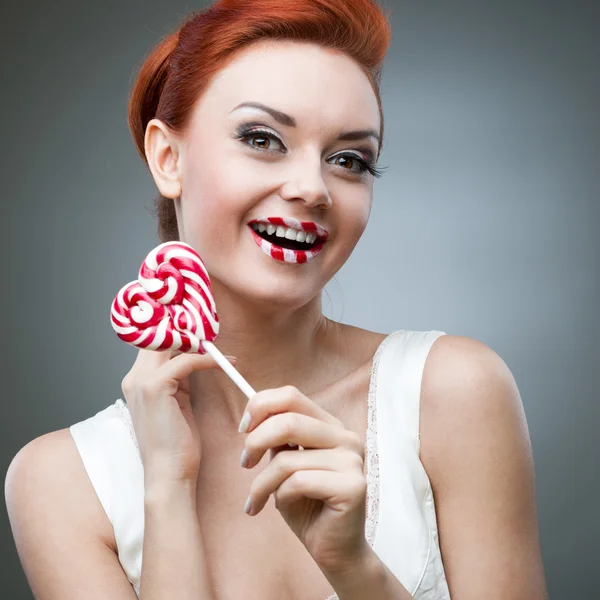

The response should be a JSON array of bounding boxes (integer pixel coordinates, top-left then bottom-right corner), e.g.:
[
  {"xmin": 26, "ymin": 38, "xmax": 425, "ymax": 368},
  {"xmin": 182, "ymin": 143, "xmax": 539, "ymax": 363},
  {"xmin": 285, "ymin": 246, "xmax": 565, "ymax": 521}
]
[
  {"xmin": 121, "ymin": 347, "xmax": 236, "ymax": 485},
  {"xmin": 239, "ymin": 385, "xmax": 370, "ymax": 573}
]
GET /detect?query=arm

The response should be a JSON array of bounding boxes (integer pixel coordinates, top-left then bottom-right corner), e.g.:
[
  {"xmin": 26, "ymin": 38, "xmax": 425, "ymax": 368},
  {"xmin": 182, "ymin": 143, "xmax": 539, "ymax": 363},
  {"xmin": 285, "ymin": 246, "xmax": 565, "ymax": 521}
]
[
  {"xmin": 321, "ymin": 546, "xmax": 416, "ymax": 600},
  {"xmin": 140, "ymin": 478, "xmax": 216, "ymax": 600},
  {"xmin": 419, "ymin": 335, "xmax": 549, "ymax": 599},
  {"xmin": 4, "ymin": 430, "xmax": 138, "ymax": 600},
  {"xmin": 4, "ymin": 429, "xmax": 216, "ymax": 600}
]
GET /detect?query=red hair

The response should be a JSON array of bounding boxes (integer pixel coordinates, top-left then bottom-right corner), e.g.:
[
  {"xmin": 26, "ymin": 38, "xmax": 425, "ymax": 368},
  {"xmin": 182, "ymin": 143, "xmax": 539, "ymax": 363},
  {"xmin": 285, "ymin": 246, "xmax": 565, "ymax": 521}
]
[{"xmin": 128, "ymin": 0, "xmax": 392, "ymax": 242}]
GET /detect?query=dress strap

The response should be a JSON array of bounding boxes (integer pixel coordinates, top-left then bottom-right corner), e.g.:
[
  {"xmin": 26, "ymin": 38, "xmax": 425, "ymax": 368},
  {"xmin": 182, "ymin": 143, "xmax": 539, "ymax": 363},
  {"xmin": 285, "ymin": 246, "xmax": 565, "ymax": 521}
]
[
  {"xmin": 376, "ymin": 330, "xmax": 447, "ymax": 454},
  {"xmin": 70, "ymin": 402, "xmax": 144, "ymax": 596}
]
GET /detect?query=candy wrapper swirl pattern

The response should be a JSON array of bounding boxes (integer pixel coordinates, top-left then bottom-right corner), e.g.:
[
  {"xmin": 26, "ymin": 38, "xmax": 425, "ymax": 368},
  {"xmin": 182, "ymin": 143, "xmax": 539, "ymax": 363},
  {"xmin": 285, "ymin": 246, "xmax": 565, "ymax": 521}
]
[{"xmin": 110, "ymin": 242, "xmax": 219, "ymax": 354}]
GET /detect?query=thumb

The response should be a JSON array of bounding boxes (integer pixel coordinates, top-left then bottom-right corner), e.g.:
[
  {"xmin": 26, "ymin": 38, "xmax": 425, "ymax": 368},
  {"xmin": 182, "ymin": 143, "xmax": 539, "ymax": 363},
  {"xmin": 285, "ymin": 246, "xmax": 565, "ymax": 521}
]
[{"xmin": 163, "ymin": 351, "xmax": 237, "ymax": 382}]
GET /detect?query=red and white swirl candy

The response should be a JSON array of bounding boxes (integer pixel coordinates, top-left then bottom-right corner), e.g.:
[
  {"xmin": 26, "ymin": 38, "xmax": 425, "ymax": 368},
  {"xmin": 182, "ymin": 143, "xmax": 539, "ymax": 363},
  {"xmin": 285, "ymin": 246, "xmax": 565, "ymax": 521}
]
[
  {"xmin": 110, "ymin": 241, "xmax": 219, "ymax": 354},
  {"xmin": 110, "ymin": 241, "xmax": 255, "ymax": 397}
]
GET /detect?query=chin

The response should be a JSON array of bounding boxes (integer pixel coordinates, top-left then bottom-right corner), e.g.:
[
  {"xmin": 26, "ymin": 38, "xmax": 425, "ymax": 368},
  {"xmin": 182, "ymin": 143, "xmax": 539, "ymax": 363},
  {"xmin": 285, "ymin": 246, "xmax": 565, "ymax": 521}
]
[
  {"xmin": 219, "ymin": 272, "xmax": 322, "ymax": 313},
  {"xmin": 251, "ymin": 281, "xmax": 322, "ymax": 311}
]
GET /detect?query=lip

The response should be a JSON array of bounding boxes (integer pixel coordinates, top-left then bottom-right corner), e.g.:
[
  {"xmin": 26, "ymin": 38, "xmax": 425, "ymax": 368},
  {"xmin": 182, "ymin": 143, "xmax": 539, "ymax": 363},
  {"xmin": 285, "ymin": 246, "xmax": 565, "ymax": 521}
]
[
  {"xmin": 247, "ymin": 216, "xmax": 329, "ymax": 242},
  {"xmin": 247, "ymin": 224, "xmax": 326, "ymax": 264}
]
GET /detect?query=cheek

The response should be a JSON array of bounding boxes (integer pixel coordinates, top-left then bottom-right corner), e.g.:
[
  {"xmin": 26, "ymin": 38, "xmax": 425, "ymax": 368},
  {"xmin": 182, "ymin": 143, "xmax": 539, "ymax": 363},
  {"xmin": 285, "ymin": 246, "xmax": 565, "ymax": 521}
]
[
  {"xmin": 187, "ymin": 150, "xmax": 270, "ymax": 216},
  {"xmin": 335, "ymin": 194, "xmax": 371, "ymax": 241},
  {"xmin": 181, "ymin": 162, "xmax": 236, "ymax": 224},
  {"xmin": 180, "ymin": 161, "xmax": 265, "ymax": 254}
]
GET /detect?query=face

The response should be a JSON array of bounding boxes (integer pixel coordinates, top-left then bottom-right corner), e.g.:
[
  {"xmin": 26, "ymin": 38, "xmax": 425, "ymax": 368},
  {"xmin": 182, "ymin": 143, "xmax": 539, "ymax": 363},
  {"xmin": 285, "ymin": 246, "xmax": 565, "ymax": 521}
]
[{"xmin": 167, "ymin": 40, "xmax": 381, "ymax": 310}]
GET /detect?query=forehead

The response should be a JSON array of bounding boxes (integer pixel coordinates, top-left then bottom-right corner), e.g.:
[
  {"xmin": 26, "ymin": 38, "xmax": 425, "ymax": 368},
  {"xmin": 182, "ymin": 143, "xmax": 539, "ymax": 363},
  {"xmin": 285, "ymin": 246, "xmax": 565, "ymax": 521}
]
[{"xmin": 193, "ymin": 40, "xmax": 380, "ymax": 132}]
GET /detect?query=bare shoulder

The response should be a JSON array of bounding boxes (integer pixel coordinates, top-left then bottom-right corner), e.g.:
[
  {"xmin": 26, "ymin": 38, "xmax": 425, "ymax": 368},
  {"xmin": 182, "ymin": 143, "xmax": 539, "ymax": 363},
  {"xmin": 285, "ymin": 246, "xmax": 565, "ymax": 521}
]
[
  {"xmin": 5, "ymin": 428, "xmax": 117, "ymax": 553},
  {"xmin": 419, "ymin": 334, "xmax": 529, "ymax": 482},
  {"xmin": 418, "ymin": 334, "xmax": 549, "ymax": 599},
  {"xmin": 4, "ymin": 429, "xmax": 139, "ymax": 599}
]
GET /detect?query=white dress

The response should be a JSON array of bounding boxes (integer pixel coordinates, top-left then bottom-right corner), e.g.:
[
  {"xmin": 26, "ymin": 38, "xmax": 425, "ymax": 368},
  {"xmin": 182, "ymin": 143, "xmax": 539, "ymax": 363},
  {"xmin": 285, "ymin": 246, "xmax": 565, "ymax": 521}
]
[{"xmin": 69, "ymin": 329, "xmax": 452, "ymax": 599}]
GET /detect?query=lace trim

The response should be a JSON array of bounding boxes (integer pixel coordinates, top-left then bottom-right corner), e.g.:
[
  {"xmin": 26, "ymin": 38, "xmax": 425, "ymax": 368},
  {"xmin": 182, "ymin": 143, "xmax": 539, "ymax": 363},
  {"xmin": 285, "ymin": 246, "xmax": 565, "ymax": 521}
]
[
  {"xmin": 114, "ymin": 398, "xmax": 141, "ymax": 462},
  {"xmin": 325, "ymin": 332, "xmax": 395, "ymax": 600},
  {"xmin": 364, "ymin": 332, "xmax": 392, "ymax": 546},
  {"xmin": 112, "ymin": 332, "xmax": 395, "ymax": 600}
]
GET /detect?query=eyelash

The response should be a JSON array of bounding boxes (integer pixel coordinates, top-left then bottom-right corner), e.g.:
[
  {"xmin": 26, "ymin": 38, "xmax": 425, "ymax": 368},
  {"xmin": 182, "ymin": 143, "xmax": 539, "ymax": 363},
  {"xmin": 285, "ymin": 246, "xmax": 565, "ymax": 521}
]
[{"xmin": 234, "ymin": 126, "xmax": 386, "ymax": 179}]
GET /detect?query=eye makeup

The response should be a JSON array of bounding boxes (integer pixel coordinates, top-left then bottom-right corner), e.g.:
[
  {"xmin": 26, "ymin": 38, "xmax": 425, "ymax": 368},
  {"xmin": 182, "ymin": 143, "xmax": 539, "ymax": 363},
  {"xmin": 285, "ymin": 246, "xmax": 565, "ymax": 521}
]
[{"xmin": 233, "ymin": 122, "xmax": 385, "ymax": 178}]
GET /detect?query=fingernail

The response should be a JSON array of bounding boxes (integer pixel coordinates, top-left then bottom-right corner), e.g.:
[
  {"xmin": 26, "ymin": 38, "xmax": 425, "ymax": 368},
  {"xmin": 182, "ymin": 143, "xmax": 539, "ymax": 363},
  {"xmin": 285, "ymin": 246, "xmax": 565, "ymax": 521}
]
[
  {"xmin": 225, "ymin": 355, "xmax": 237, "ymax": 363},
  {"xmin": 238, "ymin": 411, "xmax": 252, "ymax": 433},
  {"xmin": 240, "ymin": 447, "xmax": 249, "ymax": 468},
  {"xmin": 244, "ymin": 495, "xmax": 253, "ymax": 515}
]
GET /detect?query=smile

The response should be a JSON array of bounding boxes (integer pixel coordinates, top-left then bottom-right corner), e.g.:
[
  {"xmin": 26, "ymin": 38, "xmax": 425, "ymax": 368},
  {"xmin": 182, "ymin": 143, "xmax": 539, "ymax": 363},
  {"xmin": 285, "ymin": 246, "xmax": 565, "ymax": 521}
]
[{"xmin": 247, "ymin": 217, "xmax": 328, "ymax": 264}]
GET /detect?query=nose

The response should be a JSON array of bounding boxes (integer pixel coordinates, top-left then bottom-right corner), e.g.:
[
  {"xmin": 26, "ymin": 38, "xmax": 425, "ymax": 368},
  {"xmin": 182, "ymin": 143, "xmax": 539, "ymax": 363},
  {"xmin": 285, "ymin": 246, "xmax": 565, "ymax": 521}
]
[{"xmin": 278, "ymin": 156, "xmax": 332, "ymax": 210}]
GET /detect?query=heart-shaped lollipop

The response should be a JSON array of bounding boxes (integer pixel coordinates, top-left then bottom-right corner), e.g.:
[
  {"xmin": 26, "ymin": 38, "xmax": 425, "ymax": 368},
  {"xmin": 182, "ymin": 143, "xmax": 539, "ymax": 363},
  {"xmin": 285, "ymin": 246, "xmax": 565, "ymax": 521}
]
[{"xmin": 110, "ymin": 241, "xmax": 255, "ymax": 398}]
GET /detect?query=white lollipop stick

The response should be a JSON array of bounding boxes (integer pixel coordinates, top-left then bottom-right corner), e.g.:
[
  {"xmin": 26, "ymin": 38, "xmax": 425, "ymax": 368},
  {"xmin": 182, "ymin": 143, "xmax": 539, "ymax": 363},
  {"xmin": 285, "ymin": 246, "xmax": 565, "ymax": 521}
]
[
  {"xmin": 201, "ymin": 341, "xmax": 256, "ymax": 399},
  {"xmin": 204, "ymin": 342, "xmax": 297, "ymax": 447}
]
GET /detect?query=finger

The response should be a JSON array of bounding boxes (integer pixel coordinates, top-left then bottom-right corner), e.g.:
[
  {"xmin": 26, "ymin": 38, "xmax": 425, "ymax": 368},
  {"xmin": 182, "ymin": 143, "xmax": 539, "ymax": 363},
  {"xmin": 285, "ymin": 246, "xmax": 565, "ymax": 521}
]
[
  {"xmin": 239, "ymin": 385, "xmax": 343, "ymax": 434},
  {"xmin": 275, "ymin": 470, "xmax": 367, "ymax": 511},
  {"xmin": 160, "ymin": 351, "xmax": 236, "ymax": 383},
  {"xmin": 268, "ymin": 442, "xmax": 301, "ymax": 463},
  {"xmin": 248, "ymin": 448, "xmax": 361, "ymax": 514},
  {"xmin": 133, "ymin": 347, "xmax": 173, "ymax": 370},
  {"xmin": 244, "ymin": 413, "xmax": 356, "ymax": 469}
]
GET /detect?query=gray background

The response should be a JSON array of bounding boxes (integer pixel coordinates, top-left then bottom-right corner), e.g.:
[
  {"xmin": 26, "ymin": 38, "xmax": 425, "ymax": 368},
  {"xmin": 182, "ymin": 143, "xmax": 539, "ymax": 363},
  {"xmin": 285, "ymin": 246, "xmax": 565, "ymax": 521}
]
[{"xmin": 2, "ymin": 0, "xmax": 598, "ymax": 597}]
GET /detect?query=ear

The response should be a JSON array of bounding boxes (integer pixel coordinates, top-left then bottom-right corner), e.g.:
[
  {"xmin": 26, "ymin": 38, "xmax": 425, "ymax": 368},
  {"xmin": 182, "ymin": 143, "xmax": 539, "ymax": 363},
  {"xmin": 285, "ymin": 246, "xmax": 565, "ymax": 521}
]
[{"xmin": 144, "ymin": 118, "xmax": 183, "ymax": 199}]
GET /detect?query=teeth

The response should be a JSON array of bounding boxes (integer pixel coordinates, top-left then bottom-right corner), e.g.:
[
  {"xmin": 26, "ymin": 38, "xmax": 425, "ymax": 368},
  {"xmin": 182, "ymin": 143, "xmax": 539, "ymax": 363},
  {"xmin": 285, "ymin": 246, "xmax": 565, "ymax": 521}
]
[{"xmin": 250, "ymin": 222, "xmax": 320, "ymax": 245}]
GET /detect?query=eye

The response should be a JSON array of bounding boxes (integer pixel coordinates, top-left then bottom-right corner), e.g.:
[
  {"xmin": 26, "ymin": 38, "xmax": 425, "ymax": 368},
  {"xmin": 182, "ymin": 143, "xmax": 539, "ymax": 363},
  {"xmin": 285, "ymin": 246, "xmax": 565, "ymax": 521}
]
[
  {"xmin": 235, "ymin": 127, "xmax": 285, "ymax": 153},
  {"xmin": 234, "ymin": 125, "xmax": 385, "ymax": 178},
  {"xmin": 329, "ymin": 154, "xmax": 386, "ymax": 179},
  {"xmin": 330, "ymin": 154, "xmax": 369, "ymax": 175}
]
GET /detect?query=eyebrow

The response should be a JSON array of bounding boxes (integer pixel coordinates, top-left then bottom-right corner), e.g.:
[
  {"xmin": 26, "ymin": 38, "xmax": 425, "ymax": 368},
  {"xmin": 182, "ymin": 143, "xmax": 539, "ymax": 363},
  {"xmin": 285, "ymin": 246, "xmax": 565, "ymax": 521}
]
[{"xmin": 230, "ymin": 101, "xmax": 381, "ymax": 147}]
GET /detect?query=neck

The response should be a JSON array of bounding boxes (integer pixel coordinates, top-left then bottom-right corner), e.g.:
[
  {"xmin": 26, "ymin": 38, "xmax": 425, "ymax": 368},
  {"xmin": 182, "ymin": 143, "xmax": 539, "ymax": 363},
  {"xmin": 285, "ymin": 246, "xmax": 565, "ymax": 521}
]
[{"xmin": 189, "ymin": 280, "xmax": 343, "ymax": 431}]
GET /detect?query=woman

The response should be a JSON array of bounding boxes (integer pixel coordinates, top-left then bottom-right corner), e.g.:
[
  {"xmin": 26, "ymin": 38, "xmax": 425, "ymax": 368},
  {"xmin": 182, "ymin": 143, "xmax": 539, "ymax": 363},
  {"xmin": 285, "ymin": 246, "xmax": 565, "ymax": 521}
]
[{"xmin": 5, "ymin": 1, "xmax": 548, "ymax": 599}]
